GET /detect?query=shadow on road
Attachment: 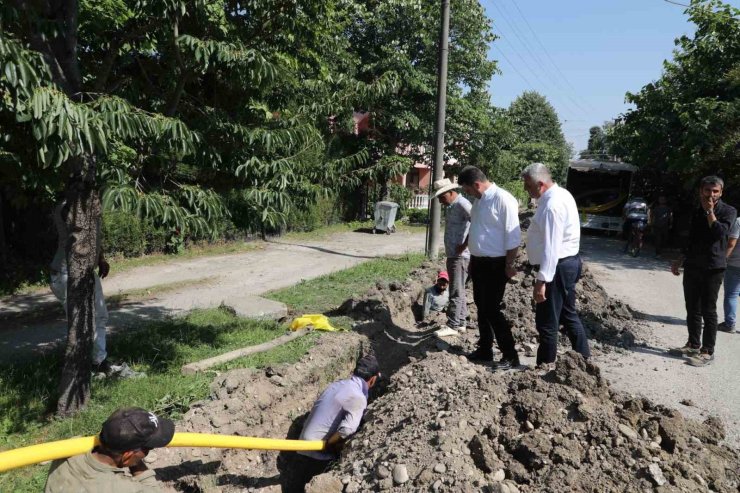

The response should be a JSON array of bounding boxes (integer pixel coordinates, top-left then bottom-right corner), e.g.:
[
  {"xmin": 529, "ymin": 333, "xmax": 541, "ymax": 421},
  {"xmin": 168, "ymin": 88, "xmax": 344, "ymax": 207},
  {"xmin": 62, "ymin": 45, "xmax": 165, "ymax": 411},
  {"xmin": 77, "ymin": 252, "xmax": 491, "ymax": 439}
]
[
  {"xmin": 0, "ymin": 302, "xmax": 176, "ymax": 364},
  {"xmin": 580, "ymin": 233, "xmax": 678, "ymax": 273},
  {"xmin": 632, "ymin": 309, "xmax": 685, "ymax": 326},
  {"xmin": 266, "ymin": 240, "xmax": 377, "ymax": 260},
  {"xmin": 628, "ymin": 343, "xmax": 687, "ymax": 362}
]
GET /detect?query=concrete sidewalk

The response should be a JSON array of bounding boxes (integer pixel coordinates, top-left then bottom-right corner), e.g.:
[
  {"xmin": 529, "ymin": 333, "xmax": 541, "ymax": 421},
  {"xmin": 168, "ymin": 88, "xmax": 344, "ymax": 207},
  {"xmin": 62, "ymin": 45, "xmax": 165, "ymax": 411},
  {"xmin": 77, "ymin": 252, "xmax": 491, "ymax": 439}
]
[{"xmin": 0, "ymin": 230, "xmax": 425, "ymax": 362}]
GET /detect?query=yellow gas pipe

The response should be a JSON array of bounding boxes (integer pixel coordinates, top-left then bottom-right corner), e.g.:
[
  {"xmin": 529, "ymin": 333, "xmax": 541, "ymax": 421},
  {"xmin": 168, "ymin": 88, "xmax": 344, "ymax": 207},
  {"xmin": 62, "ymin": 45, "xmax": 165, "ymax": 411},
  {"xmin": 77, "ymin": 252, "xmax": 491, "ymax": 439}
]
[{"xmin": 0, "ymin": 433, "xmax": 325, "ymax": 473}]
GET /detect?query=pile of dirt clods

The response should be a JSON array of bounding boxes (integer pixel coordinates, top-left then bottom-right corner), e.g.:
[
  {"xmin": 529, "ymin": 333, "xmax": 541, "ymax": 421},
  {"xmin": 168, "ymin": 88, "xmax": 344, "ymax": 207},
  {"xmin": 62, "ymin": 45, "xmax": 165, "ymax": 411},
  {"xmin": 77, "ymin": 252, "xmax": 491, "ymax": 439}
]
[
  {"xmin": 151, "ymin": 255, "xmax": 738, "ymax": 493},
  {"xmin": 310, "ymin": 351, "xmax": 738, "ymax": 493}
]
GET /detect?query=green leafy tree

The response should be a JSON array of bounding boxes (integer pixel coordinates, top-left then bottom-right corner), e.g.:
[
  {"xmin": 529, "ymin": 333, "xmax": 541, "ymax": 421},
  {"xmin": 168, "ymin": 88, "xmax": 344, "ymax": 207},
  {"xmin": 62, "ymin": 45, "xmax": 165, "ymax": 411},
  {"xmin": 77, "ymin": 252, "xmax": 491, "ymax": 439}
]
[
  {"xmin": 579, "ymin": 125, "xmax": 608, "ymax": 159},
  {"xmin": 506, "ymin": 91, "xmax": 570, "ymax": 180},
  {"xmin": 0, "ymin": 0, "xmax": 398, "ymax": 413},
  {"xmin": 338, "ymin": 0, "xmax": 498, "ymax": 211},
  {"xmin": 610, "ymin": 0, "xmax": 740, "ymax": 184}
]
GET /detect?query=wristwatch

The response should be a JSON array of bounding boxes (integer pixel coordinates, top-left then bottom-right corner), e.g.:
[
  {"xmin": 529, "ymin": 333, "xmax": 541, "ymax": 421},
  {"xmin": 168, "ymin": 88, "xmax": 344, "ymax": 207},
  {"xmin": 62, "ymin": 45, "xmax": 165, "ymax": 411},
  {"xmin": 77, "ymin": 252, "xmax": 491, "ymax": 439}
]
[{"xmin": 705, "ymin": 209, "xmax": 713, "ymax": 216}]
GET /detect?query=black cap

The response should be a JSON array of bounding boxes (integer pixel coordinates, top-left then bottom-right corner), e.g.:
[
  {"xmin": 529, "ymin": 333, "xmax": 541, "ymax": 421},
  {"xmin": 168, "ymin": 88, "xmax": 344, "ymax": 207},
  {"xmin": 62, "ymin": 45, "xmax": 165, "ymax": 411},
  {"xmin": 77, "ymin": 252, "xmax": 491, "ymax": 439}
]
[
  {"xmin": 354, "ymin": 354, "xmax": 380, "ymax": 380},
  {"xmin": 99, "ymin": 407, "xmax": 175, "ymax": 452}
]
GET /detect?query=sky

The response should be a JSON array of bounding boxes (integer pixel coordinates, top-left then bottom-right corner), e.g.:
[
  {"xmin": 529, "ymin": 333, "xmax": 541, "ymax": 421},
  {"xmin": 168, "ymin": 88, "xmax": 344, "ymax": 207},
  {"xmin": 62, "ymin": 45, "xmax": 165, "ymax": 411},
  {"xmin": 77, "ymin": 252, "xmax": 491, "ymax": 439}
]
[{"xmin": 481, "ymin": 0, "xmax": 738, "ymax": 155}]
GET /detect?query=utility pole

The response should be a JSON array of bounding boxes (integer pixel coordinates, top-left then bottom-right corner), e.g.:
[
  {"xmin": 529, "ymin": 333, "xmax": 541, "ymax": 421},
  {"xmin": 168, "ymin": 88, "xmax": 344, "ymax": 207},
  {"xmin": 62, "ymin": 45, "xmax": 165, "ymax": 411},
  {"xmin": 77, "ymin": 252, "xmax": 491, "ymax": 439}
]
[{"xmin": 426, "ymin": 0, "xmax": 451, "ymax": 259}]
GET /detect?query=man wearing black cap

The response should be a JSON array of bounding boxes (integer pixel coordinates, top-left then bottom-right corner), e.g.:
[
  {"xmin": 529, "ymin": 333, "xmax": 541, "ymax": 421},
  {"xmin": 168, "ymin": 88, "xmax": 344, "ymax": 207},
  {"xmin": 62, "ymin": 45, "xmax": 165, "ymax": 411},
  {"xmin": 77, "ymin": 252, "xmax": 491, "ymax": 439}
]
[
  {"xmin": 45, "ymin": 407, "xmax": 175, "ymax": 492},
  {"xmin": 292, "ymin": 354, "xmax": 380, "ymax": 486}
]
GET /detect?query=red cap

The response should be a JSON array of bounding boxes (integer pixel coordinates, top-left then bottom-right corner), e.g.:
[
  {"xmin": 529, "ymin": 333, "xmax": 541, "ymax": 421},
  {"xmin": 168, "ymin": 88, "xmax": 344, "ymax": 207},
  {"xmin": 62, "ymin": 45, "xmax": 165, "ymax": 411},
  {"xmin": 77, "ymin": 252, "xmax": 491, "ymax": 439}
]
[{"xmin": 437, "ymin": 271, "xmax": 449, "ymax": 282}]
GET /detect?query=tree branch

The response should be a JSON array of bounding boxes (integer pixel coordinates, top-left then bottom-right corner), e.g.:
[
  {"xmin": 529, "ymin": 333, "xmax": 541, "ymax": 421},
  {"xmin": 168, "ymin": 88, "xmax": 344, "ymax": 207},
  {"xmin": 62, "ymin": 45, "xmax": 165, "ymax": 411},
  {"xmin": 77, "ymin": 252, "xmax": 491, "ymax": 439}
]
[{"xmin": 165, "ymin": 19, "xmax": 191, "ymax": 116}]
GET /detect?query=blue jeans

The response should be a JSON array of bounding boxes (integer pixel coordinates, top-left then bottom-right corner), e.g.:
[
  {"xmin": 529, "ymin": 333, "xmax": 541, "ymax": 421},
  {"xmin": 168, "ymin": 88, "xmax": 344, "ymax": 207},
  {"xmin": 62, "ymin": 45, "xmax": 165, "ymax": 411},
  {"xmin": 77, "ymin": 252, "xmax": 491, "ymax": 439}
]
[
  {"xmin": 535, "ymin": 255, "xmax": 591, "ymax": 364},
  {"xmin": 724, "ymin": 265, "xmax": 740, "ymax": 328}
]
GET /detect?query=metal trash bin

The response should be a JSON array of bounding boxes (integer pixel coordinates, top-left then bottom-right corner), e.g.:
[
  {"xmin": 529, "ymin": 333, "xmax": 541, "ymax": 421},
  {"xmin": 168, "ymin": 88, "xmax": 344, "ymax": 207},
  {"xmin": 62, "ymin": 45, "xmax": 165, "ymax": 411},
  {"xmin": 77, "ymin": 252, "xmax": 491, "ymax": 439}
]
[{"xmin": 373, "ymin": 201, "xmax": 399, "ymax": 235}]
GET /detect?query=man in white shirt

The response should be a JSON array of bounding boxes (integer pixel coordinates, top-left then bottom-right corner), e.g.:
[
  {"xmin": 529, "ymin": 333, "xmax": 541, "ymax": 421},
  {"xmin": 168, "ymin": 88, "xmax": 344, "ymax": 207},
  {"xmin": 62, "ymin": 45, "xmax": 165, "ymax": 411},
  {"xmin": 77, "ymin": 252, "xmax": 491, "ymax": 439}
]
[
  {"xmin": 458, "ymin": 166, "xmax": 522, "ymax": 370},
  {"xmin": 521, "ymin": 163, "xmax": 590, "ymax": 366}
]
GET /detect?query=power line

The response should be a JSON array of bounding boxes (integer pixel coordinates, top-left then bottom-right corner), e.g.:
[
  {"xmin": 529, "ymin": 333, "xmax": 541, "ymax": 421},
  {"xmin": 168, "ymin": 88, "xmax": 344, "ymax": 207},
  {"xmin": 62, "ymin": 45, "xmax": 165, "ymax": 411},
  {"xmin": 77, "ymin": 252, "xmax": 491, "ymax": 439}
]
[
  {"xmin": 664, "ymin": 0, "xmax": 690, "ymax": 6},
  {"xmin": 488, "ymin": 1, "xmax": 592, "ymax": 119},
  {"xmin": 503, "ymin": 0, "xmax": 599, "ymax": 115},
  {"xmin": 492, "ymin": 28, "xmax": 584, "ymax": 121},
  {"xmin": 494, "ymin": 33, "xmax": 573, "ymax": 112},
  {"xmin": 491, "ymin": 44, "xmax": 538, "ymax": 92}
]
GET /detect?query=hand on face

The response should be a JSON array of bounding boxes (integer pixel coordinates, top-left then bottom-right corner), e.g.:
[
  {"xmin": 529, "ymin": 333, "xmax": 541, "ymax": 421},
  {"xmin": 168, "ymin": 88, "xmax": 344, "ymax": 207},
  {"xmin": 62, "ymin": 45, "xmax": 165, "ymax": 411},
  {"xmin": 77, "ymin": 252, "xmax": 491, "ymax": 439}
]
[{"xmin": 700, "ymin": 184, "xmax": 722, "ymax": 211}]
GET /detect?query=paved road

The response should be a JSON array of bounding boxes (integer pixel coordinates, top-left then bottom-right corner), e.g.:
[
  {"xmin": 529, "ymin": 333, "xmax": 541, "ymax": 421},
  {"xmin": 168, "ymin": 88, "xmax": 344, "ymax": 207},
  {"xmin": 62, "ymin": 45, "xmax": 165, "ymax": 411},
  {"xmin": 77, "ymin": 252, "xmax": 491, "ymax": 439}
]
[
  {"xmin": 0, "ymin": 230, "xmax": 426, "ymax": 362},
  {"xmin": 580, "ymin": 234, "xmax": 740, "ymax": 449}
]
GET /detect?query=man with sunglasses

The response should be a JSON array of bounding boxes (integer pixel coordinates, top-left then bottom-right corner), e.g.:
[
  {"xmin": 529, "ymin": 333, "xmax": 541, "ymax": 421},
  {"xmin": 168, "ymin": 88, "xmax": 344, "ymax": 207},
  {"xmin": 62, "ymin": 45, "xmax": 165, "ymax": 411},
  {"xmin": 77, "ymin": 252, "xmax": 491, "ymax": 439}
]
[{"xmin": 45, "ymin": 407, "xmax": 175, "ymax": 492}]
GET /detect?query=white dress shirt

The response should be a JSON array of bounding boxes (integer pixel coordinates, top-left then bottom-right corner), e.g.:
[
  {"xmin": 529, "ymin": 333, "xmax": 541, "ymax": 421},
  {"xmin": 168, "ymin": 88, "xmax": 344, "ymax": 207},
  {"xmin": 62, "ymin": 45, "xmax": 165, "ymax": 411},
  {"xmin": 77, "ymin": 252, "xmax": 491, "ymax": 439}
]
[
  {"xmin": 526, "ymin": 184, "xmax": 581, "ymax": 283},
  {"xmin": 468, "ymin": 183, "xmax": 522, "ymax": 257}
]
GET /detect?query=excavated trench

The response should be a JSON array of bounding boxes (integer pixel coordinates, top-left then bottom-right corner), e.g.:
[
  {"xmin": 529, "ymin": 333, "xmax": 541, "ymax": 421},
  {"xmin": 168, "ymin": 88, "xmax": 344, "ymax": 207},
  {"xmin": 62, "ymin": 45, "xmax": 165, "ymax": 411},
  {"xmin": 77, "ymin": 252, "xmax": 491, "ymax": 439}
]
[{"xmin": 150, "ymin": 256, "xmax": 739, "ymax": 493}]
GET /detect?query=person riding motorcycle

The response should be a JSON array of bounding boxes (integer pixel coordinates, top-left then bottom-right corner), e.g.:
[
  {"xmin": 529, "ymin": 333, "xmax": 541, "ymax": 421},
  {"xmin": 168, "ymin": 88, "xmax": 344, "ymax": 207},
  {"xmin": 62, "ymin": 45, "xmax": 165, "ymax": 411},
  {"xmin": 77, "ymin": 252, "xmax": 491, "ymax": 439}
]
[{"xmin": 623, "ymin": 197, "xmax": 649, "ymax": 253}]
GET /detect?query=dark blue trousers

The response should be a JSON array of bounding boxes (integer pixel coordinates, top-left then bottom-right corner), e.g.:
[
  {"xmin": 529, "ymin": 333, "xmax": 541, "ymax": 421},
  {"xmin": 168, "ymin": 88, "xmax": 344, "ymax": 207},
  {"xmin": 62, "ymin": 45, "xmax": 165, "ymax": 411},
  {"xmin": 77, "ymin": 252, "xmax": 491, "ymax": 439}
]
[{"xmin": 535, "ymin": 255, "xmax": 591, "ymax": 364}]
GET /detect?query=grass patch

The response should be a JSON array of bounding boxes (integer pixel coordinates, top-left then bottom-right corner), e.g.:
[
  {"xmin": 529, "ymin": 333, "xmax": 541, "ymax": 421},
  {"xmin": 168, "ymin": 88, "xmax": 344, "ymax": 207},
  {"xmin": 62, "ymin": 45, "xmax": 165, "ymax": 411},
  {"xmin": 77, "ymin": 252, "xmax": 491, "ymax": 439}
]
[
  {"xmin": 0, "ymin": 307, "xmax": 309, "ymax": 492},
  {"xmin": 267, "ymin": 252, "xmax": 426, "ymax": 315}
]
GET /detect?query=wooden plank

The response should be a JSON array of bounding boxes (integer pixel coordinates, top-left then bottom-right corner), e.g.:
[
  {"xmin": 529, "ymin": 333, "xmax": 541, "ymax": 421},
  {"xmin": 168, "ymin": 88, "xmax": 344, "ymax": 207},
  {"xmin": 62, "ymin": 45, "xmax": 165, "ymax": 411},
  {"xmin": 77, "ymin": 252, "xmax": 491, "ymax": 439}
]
[{"xmin": 181, "ymin": 329, "xmax": 309, "ymax": 375}]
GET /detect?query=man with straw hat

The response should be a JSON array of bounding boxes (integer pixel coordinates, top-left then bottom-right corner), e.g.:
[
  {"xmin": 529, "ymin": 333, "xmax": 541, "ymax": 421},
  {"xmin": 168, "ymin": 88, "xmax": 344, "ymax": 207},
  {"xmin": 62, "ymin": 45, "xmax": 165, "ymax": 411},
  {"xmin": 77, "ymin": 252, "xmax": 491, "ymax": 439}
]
[{"xmin": 433, "ymin": 178, "xmax": 472, "ymax": 335}]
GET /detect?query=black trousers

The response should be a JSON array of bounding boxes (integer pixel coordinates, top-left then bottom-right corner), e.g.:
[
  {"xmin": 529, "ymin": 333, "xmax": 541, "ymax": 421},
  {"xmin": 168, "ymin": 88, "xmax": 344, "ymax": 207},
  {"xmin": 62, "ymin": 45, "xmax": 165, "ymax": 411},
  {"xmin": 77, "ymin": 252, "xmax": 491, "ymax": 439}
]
[
  {"xmin": 683, "ymin": 267, "xmax": 724, "ymax": 354},
  {"xmin": 290, "ymin": 453, "xmax": 331, "ymax": 490},
  {"xmin": 653, "ymin": 226, "xmax": 670, "ymax": 255},
  {"xmin": 534, "ymin": 255, "xmax": 591, "ymax": 365},
  {"xmin": 470, "ymin": 255, "xmax": 517, "ymax": 360}
]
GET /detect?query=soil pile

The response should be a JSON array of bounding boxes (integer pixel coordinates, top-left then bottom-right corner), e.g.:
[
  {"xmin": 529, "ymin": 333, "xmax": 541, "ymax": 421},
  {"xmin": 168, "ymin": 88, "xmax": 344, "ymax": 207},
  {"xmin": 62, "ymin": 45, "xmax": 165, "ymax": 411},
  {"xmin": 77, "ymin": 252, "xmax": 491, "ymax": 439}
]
[
  {"xmin": 313, "ymin": 351, "xmax": 738, "ymax": 492},
  {"xmin": 150, "ymin": 240, "xmax": 738, "ymax": 492}
]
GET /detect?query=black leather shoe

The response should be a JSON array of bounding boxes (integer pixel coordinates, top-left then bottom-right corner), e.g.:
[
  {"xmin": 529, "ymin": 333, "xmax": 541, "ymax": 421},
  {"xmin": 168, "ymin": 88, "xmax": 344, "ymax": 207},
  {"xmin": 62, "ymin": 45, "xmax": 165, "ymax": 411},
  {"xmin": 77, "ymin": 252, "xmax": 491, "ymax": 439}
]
[
  {"xmin": 466, "ymin": 348, "xmax": 493, "ymax": 362},
  {"xmin": 492, "ymin": 357, "xmax": 520, "ymax": 371}
]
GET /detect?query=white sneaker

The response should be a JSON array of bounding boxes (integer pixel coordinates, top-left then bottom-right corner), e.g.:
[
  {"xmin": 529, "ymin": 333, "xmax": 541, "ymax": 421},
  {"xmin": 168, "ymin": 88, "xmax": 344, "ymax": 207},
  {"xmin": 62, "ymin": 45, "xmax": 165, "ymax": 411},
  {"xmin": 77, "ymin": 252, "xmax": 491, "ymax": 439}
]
[{"xmin": 434, "ymin": 327, "xmax": 459, "ymax": 338}]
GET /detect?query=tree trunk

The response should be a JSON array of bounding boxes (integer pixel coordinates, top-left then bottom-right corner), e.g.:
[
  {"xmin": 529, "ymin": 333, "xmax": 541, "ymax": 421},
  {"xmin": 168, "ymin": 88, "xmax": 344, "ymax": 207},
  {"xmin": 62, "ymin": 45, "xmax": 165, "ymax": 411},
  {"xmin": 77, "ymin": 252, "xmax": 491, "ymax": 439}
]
[
  {"xmin": 0, "ymin": 189, "xmax": 6, "ymax": 263},
  {"xmin": 57, "ymin": 172, "xmax": 99, "ymax": 416},
  {"xmin": 30, "ymin": 0, "xmax": 101, "ymax": 415}
]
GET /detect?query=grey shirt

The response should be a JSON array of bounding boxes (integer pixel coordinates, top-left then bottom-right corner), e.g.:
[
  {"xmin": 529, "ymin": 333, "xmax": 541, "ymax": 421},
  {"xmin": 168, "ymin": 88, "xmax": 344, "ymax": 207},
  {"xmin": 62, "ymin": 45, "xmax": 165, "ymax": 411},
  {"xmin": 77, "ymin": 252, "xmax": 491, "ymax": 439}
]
[
  {"xmin": 729, "ymin": 218, "xmax": 740, "ymax": 269},
  {"xmin": 423, "ymin": 285, "xmax": 449, "ymax": 318},
  {"xmin": 444, "ymin": 195, "xmax": 472, "ymax": 259},
  {"xmin": 299, "ymin": 376, "xmax": 369, "ymax": 460}
]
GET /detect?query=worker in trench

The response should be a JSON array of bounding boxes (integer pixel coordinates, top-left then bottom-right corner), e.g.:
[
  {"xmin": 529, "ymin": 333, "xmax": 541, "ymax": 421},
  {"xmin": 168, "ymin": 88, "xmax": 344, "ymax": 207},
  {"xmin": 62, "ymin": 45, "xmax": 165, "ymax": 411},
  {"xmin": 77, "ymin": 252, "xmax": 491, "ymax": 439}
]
[
  {"xmin": 45, "ymin": 407, "xmax": 175, "ymax": 492},
  {"xmin": 291, "ymin": 354, "xmax": 381, "ymax": 487}
]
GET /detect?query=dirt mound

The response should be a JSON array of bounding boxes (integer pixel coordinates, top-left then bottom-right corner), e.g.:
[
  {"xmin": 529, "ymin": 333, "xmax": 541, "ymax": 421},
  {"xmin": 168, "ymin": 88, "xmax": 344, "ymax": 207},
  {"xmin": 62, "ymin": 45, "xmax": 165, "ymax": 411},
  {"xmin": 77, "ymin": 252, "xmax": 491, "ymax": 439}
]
[
  {"xmin": 150, "ymin": 242, "xmax": 737, "ymax": 492},
  {"xmin": 317, "ymin": 350, "xmax": 739, "ymax": 492}
]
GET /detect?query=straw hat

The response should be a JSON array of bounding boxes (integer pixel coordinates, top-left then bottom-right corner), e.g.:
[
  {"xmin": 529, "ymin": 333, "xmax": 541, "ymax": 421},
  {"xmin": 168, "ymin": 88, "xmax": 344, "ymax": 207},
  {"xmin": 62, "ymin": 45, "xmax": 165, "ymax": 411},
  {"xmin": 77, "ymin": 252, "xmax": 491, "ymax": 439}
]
[{"xmin": 432, "ymin": 178, "xmax": 460, "ymax": 198}]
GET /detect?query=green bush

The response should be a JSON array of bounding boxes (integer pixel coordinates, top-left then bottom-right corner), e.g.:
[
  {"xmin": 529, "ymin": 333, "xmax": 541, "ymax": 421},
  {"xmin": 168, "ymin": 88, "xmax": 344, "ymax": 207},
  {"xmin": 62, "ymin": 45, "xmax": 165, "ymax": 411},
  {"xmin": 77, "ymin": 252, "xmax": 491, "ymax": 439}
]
[
  {"xmin": 287, "ymin": 195, "xmax": 341, "ymax": 232},
  {"xmin": 142, "ymin": 220, "xmax": 168, "ymax": 254},
  {"xmin": 406, "ymin": 208, "xmax": 429, "ymax": 224},
  {"xmin": 103, "ymin": 211, "xmax": 145, "ymax": 257},
  {"xmin": 389, "ymin": 183, "xmax": 412, "ymax": 219},
  {"xmin": 502, "ymin": 180, "xmax": 530, "ymax": 206}
]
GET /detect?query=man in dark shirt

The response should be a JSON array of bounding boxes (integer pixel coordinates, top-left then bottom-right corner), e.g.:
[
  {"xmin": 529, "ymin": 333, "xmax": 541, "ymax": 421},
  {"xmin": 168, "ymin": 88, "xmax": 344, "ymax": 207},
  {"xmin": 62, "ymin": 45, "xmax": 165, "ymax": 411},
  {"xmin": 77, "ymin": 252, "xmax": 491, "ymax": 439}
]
[
  {"xmin": 670, "ymin": 176, "xmax": 737, "ymax": 366},
  {"xmin": 649, "ymin": 195, "xmax": 673, "ymax": 258}
]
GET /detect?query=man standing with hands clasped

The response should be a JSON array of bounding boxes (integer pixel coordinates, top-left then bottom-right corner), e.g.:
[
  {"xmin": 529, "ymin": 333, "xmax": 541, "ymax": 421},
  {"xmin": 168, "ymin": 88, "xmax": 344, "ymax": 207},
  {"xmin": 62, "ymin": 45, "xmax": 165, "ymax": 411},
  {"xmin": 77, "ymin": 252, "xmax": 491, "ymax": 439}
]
[
  {"xmin": 433, "ymin": 178, "xmax": 472, "ymax": 333},
  {"xmin": 457, "ymin": 166, "xmax": 521, "ymax": 370},
  {"xmin": 521, "ymin": 163, "xmax": 590, "ymax": 368},
  {"xmin": 670, "ymin": 176, "xmax": 736, "ymax": 366}
]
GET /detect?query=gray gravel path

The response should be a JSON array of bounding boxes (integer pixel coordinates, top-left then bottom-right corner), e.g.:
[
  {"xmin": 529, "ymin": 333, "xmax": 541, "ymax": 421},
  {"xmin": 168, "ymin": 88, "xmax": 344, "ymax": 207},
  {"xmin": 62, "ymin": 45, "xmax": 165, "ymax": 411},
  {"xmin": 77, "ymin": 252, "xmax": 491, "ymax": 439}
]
[{"xmin": 580, "ymin": 234, "xmax": 740, "ymax": 450}]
